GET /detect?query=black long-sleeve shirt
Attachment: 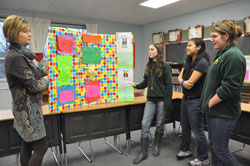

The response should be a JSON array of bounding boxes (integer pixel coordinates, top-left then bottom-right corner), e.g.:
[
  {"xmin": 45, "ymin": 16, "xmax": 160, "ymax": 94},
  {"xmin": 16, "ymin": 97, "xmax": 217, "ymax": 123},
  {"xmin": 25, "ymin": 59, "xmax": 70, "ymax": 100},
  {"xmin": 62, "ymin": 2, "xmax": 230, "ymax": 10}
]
[{"xmin": 135, "ymin": 62, "xmax": 172, "ymax": 111}]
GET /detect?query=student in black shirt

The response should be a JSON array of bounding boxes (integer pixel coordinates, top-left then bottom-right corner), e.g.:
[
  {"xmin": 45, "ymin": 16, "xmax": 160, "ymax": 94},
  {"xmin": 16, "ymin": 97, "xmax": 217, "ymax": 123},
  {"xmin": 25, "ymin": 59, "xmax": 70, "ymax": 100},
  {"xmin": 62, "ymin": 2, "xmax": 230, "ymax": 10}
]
[{"xmin": 177, "ymin": 38, "xmax": 209, "ymax": 166}]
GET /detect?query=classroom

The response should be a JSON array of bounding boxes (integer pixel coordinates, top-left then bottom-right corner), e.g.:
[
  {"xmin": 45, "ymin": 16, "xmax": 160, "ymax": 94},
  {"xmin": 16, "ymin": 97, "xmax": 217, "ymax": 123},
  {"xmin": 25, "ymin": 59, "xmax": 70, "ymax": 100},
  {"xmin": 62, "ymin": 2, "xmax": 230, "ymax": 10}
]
[{"xmin": 0, "ymin": 0, "xmax": 250, "ymax": 166}]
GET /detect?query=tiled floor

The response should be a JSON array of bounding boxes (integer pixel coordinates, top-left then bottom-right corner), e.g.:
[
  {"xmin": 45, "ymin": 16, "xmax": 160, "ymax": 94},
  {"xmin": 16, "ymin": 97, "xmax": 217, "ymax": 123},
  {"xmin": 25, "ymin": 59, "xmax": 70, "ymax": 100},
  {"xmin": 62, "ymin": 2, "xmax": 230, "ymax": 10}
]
[{"xmin": 1, "ymin": 123, "xmax": 250, "ymax": 166}]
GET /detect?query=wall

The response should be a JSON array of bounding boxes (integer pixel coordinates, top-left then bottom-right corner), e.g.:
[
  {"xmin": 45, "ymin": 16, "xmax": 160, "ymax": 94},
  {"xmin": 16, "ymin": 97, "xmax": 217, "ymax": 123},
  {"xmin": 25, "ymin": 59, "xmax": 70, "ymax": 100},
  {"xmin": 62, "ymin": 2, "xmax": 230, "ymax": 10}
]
[
  {"xmin": 1, "ymin": 0, "xmax": 250, "ymax": 109},
  {"xmin": 140, "ymin": 0, "xmax": 250, "ymax": 82},
  {"xmin": 0, "ymin": 9, "xmax": 143, "ymax": 109}
]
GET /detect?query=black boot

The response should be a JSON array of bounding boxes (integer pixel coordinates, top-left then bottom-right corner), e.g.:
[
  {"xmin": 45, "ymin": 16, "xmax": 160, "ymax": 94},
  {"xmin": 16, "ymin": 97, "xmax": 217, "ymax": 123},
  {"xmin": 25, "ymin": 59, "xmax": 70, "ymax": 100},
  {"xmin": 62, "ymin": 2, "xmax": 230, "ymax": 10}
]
[
  {"xmin": 152, "ymin": 132, "xmax": 163, "ymax": 157},
  {"xmin": 133, "ymin": 137, "xmax": 149, "ymax": 164}
]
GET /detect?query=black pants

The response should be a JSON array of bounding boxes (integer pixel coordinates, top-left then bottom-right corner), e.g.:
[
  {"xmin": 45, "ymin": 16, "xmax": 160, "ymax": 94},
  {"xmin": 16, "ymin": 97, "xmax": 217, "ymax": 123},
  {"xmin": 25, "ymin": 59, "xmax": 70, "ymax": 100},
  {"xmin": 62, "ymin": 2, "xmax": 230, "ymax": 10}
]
[{"xmin": 20, "ymin": 137, "xmax": 48, "ymax": 166}]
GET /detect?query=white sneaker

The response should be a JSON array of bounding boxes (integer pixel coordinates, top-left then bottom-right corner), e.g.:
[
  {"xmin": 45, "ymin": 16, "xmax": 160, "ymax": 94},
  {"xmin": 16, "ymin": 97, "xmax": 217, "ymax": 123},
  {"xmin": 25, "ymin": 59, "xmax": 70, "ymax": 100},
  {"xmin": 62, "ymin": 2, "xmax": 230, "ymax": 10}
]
[
  {"xmin": 189, "ymin": 158, "xmax": 209, "ymax": 166},
  {"xmin": 176, "ymin": 150, "xmax": 192, "ymax": 159}
]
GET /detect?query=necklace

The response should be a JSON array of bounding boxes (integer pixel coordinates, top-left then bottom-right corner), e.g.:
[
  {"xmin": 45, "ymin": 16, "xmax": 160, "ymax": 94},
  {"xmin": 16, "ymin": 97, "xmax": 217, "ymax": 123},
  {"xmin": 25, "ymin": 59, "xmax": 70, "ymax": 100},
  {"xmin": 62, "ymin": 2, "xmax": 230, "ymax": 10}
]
[{"xmin": 151, "ymin": 65, "xmax": 156, "ymax": 90}]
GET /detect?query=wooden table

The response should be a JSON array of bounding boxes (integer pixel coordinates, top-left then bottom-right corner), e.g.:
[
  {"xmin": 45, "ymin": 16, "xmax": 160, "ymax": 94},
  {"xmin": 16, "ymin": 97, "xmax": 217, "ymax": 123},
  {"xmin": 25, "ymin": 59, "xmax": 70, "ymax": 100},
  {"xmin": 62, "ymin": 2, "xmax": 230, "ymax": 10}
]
[
  {"xmin": 0, "ymin": 105, "xmax": 61, "ymax": 163},
  {"xmin": 3, "ymin": 92, "xmax": 247, "ymax": 165},
  {"xmin": 59, "ymin": 95, "xmax": 177, "ymax": 165},
  {"xmin": 60, "ymin": 97, "xmax": 148, "ymax": 164},
  {"xmin": 0, "ymin": 93, "xmax": 179, "ymax": 164},
  {"xmin": 231, "ymin": 102, "xmax": 250, "ymax": 145},
  {"xmin": 171, "ymin": 92, "xmax": 250, "ymax": 145}
]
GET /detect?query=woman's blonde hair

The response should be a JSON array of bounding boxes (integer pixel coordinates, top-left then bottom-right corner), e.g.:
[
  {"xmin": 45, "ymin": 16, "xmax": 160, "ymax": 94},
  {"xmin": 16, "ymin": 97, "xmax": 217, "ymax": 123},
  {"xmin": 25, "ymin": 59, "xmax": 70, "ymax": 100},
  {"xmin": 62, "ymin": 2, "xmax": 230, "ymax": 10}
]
[
  {"xmin": 3, "ymin": 15, "xmax": 29, "ymax": 43},
  {"xmin": 211, "ymin": 20, "xmax": 242, "ymax": 43}
]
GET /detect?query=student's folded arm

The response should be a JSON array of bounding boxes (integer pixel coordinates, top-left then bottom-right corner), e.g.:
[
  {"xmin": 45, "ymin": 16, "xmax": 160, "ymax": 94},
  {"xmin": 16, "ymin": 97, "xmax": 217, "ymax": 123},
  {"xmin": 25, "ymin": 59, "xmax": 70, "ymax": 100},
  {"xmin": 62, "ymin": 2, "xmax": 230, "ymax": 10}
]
[
  {"xmin": 187, "ymin": 58, "xmax": 209, "ymax": 85},
  {"xmin": 187, "ymin": 70, "xmax": 203, "ymax": 84},
  {"xmin": 177, "ymin": 68, "xmax": 184, "ymax": 84},
  {"xmin": 178, "ymin": 68, "xmax": 202, "ymax": 89}
]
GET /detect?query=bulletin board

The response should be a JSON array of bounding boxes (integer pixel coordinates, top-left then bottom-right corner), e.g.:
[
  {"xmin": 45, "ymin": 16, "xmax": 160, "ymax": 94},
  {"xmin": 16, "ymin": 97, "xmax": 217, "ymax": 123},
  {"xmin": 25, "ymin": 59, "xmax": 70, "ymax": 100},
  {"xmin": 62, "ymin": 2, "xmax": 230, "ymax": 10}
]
[{"xmin": 47, "ymin": 27, "xmax": 130, "ymax": 112}]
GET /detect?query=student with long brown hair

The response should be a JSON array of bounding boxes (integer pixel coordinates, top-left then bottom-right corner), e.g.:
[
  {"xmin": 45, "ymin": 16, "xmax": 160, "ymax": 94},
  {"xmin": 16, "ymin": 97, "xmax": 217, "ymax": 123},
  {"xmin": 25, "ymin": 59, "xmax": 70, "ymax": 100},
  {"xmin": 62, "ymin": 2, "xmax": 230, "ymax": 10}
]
[{"xmin": 132, "ymin": 43, "xmax": 172, "ymax": 164}]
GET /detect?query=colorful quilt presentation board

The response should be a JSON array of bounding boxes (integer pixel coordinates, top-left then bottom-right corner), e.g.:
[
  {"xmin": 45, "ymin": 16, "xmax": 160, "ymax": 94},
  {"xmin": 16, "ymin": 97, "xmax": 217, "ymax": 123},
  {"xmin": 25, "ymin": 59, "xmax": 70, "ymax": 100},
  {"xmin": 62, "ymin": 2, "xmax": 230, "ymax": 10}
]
[{"xmin": 47, "ymin": 27, "xmax": 134, "ymax": 112}]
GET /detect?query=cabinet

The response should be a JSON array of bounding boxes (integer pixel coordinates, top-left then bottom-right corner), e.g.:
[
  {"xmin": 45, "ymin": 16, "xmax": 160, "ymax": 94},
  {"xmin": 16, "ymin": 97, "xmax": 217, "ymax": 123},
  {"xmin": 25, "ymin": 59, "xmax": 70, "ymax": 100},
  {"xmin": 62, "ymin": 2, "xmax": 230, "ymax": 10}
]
[
  {"xmin": 42, "ymin": 88, "xmax": 49, "ymax": 104},
  {"xmin": 169, "ymin": 63, "xmax": 183, "ymax": 92},
  {"xmin": 241, "ymin": 81, "xmax": 250, "ymax": 103}
]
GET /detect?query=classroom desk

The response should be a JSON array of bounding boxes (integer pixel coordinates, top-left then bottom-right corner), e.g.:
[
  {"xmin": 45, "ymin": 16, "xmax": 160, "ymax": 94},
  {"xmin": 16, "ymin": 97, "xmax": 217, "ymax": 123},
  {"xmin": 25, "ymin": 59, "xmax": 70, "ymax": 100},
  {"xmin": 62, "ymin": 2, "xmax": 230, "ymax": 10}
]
[
  {"xmin": 3, "ymin": 92, "xmax": 247, "ymax": 165},
  {"xmin": 172, "ymin": 92, "xmax": 183, "ymax": 122},
  {"xmin": 231, "ymin": 102, "xmax": 250, "ymax": 145},
  {"xmin": 1, "ymin": 95, "xmax": 174, "ymax": 165},
  {"xmin": 0, "ymin": 93, "xmax": 180, "ymax": 165},
  {"xmin": 60, "ymin": 97, "xmax": 147, "ymax": 164},
  {"xmin": 127, "ymin": 96, "xmax": 176, "ymax": 154},
  {"xmin": 0, "ymin": 105, "xmax": 61, "ymax": 162},
  {"xmin": 60, "ymin": 97, "xmax": 147, "ymax": 144},
  {"xmin": 60, "ymin": 96, "xmax": 177, "ymax": 164}
]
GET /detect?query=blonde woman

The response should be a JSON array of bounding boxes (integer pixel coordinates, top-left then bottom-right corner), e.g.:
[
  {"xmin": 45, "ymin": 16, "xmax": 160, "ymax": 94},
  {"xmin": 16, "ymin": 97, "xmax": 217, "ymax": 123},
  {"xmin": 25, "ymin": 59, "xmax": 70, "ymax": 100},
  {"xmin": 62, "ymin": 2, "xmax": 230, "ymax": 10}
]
[{"xmin": 3, "ymin": 15, "xmax": 49, "ymax": 166}]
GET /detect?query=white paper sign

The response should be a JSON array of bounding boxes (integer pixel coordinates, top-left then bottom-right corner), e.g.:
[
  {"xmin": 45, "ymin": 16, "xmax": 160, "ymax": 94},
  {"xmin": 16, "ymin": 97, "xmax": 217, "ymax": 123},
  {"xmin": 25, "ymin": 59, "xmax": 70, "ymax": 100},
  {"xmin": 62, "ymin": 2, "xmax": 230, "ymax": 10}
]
[
  {"xmin": 116, "ymin": 32, "xmax": 132, "ymax": 53},
  {"xmin": 118, "ymin": 68, "xmax": 133, "ymax": 87}
]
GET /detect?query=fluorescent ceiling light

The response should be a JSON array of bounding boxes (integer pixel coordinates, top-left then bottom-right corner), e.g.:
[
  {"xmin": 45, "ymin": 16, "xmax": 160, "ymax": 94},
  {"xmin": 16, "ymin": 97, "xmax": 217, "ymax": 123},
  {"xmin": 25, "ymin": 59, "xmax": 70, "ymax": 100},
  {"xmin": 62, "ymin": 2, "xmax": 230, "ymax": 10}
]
[{"xmin": 140, "ymin": 0, "xmax": 180, "ymax": 9}]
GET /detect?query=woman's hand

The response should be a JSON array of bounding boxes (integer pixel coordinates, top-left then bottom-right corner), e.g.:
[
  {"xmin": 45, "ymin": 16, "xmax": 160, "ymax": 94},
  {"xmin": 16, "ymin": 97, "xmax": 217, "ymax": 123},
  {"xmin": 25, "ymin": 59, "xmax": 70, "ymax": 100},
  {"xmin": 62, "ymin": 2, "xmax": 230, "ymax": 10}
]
[
  {"xmin": 208, "ymin": 94, "xmax": 222, "ymax": 108},
  {"xmin": 183, "ymin": 80, "xmax": 193, "ymax": 90},
  {"xmin": 43, "ymin": 59, "xmax": 49, "ymax": 73},
  {"xmin": 208, "ymin": 99, "xmax": 213, "ymax": 108},
  {"xmin": 132, "ymin": 82, "xmax": 136, "ymax": 88},
  {"xmin": 43, "ymin": 75, "xmax": 49, "ymax": 82}
]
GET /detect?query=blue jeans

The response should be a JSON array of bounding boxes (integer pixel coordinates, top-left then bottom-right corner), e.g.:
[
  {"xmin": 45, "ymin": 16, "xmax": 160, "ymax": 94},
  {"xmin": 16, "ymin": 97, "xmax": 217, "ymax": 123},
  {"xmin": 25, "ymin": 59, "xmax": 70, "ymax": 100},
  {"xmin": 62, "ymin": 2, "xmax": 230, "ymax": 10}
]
[
  {"xmin": 180, "ymin": 98, "xmax": 208, "ymax": 161},
  {"xmin": 206, "ymin": 114, "xmax": 238, "ymax": 166},
  {"xmin": 141, "ymin": 101, "xmax": 166, "ymax": 138}
]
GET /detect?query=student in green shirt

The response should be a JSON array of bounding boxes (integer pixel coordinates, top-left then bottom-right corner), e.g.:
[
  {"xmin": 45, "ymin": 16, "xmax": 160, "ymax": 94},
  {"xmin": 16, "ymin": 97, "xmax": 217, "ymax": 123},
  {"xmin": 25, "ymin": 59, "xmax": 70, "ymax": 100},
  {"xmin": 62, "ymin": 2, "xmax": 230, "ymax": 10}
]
[
  {"xmin": 132, "ymin": 43, "xmax": 172, "ymax": 164},
  {"xmin": 201, "ymin": 20, "xmax": 246, "ymax": 166}
]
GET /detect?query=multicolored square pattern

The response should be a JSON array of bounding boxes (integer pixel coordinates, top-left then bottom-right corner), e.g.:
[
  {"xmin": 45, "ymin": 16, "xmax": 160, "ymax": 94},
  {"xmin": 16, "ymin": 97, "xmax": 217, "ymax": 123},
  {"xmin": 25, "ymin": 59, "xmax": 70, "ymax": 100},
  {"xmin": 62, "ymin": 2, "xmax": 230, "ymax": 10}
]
[{"xmin": 48, "ymin": 27, "xmax": 118, "ymax": 112}]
